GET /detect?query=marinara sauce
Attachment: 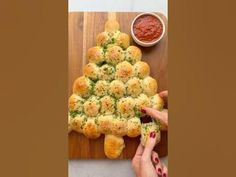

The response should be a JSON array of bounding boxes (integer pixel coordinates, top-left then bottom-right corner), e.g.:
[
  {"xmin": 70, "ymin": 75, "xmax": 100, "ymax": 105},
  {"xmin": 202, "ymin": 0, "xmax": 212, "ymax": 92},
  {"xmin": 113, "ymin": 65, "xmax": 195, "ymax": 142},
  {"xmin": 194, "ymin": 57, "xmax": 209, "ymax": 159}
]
[{"xmin": 133, "ymin": 15, "xmax": 163, "ymax": 42}]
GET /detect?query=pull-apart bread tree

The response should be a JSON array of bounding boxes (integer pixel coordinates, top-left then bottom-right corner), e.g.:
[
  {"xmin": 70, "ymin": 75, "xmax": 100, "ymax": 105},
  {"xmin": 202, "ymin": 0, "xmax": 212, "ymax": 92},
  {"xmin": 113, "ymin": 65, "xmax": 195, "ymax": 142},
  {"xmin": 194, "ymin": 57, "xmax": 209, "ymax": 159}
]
[{"xmin": 68, "ymin": 19, "xmax": 164, "ymax": 159}]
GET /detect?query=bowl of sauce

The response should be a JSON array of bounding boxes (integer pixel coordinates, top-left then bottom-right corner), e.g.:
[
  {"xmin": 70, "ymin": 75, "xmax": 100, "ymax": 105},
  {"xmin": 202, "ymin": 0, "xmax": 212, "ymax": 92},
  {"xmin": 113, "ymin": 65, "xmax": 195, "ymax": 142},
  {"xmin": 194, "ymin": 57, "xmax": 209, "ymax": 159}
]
[{"xmin": 131, "ymin": 12, "xmax": 165, "ymax": 47}]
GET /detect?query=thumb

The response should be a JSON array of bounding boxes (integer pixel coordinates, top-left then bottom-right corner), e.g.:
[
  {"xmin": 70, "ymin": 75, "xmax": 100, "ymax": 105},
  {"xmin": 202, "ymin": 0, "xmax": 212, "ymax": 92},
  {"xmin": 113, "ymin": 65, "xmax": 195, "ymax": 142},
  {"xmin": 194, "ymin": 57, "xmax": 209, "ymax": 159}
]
[
  {"xmin": 142, "ymin": 131, "xmax": 157, "ymax": 159},
  {"xmin": 159, "ymin": 90, "xmax": 168, "ymax": 99}
]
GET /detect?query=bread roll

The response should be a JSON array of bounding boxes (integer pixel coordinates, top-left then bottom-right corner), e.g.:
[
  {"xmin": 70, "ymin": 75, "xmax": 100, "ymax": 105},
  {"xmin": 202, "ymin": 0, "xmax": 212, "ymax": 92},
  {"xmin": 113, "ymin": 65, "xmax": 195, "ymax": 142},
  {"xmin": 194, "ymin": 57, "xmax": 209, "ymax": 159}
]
[
  {"xmin": 127, "ymin": 117, "xmax": 141, "ymax": 137},
  {"xmin": 115, "ymin": 61, "xmax": 134, "ymax": 82},
  {"xmin": 135, "ymin": 94, "xmax": 151, "ymax": 116},
  {"xmin": 96, "ymin": 31, "xmax": 111, "ymax": 47},
  {"xmin": 94, "ymin": 80, "xmax": 109, "ymax": 97},
  {"xmin": 150, "ymin": 94, "xmax": 164, "ymax": 111},
  {"xmin": 68, "ymin": 19, "xmax": 164, "ymax": 159},
  {"xmin": 83, "ymin": 63, "xmax": 99, "ymax": 81},
  {"xmin": 104, "ymin": 134, "xmax": 125, "ymax": 159},
  {"xmin": 71, "ymin": 114, "xmax": 87, "ymax": 133},
  {"xmin": 105, "ymin": 20, "xmax": 120, "ymax": 32},
  {"xmin": 109, "ymin": 80, "xmax": 126, "ymax": 98},
  {"xmin": 97, "ymin": 31, "xmax": 120, "ymax": 47},
  {"xmin": 110, "ymin": 117, "xmax": 127, "ymax": 136},
  {"xmin": 99, "ymin": 64, "xmax": 115, "ymax": 81},
  {"xmin": 83, "ymin": 117, "xmax": 101, "ymax": 139},
  {"xmin": 100, "ymin": 96, "xmax": 116, "ymax": 115},
  {"xmin": 134, "ymin": 61, "xmax": 150, "ymax": 79},
  {"xmin": 73, "ymin": 76, "xmax": 93, "ymax": 98},
  {"xmin": 105, "ymin": 46, "xmax": 124, "ymax": 65},
  {"xmin": 125, "ymin": 46, "xmax": 142, "ymax": 64},
  {"xmin": 98, "ymin": 115, "xmax": 113, "ymax": 134},
  {"xmin": 141, "ymin": 122, "xmax": 161, "ymax": 146},
  {"xmin": 83, "ymin": 96, "xmax": 100, "ymax": 117},
  {"xmin": 115, "ymin": 33, "xmax": 130, "ymax": 49},
  {"xmin": 142, "ymin": 76, "xmax": 158, "ymax": 96},
  {"xmin": 87, "ymin": 46, "xmax": 105, "ymax": 64},
  {"xmin": 68, "ymin": 94, "xmax": 84, "ymax": 113},
  {"xmin": 117, "ymin": 97, "xmax": 135, "ymax": 118},
  {"xmin": 126, "ymin": 77, "xmax": 143, "ymax": 97}
]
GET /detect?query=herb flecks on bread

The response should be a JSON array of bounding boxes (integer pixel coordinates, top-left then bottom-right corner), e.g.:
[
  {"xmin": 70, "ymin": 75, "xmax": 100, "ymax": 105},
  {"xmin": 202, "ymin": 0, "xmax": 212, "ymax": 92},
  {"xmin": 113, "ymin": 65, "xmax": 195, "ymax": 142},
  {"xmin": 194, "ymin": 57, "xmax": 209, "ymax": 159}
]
[{"xmin": 69, "ymin": 19, "xmax": 164, "ymax": 159}]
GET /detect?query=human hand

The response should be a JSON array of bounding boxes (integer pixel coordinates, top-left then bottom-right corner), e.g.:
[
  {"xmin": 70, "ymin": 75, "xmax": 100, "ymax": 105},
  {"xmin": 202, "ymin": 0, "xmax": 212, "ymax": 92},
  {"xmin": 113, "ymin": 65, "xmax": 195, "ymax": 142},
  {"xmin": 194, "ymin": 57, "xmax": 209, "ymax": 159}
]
[
  {"xmin": 159, "ymin": 90, "xmax": 168, "ymax": 108},
  {"xmin": 132, "ymin": 132, "xmax": 168, "ymax": 177},
  {"xmin": 159, "ymin": 91, "xmax": 168, "ymax": 100},
  {"xmin": 140, "ymin": 90, "xmax": 168, "ymax": 128},
  {"xmin": 141, "ymin": 107, "xmax": 168, "ymax": 128}
]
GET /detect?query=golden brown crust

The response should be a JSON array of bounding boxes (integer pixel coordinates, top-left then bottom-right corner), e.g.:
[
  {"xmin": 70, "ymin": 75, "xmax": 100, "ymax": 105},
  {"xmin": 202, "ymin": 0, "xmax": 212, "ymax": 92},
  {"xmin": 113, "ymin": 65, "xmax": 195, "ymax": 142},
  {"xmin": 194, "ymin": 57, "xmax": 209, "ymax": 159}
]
[
  {"xmin": 126, "ymin": 77, "xmax": 143, "ymax": 97},
  {"xmin": 72, "ymin": 76, "xmax": 92, "ymax": 98},
  {"xmin": 110, "ymin": 117, "xmax": 127, "ymax": 136},
  {"xmin": 69, "ymin": 19, "xmax": 163, "ymax": 159},
  {"xmin": 100, "ymin": 96, "xmax": 115, "ymax": 115},
  {"xmin": 68, "ymin": 94, "xmax": 84, "ymax": 112},
  {"xmin": 116, "ymin": 33, "xmax": 130, "ymax": 49},
  {"xmin": 105, "ymin": 20, "xmax": 120, "ymax": 32},
  {"xmin": 98, "ymin": 115, "xmax": 113, "ymax": 134},
  {"xmin": 99, "ymin": 64, "xmax": 115, "ymax": 81},
  {"xmin": 105, "ymin": 46, "xmax": 124, "ymax": 65},
  {"xmin": 96, "ymin": 32, "xmax": 111, "ymax": 46},
  {"xmin": 94, "ymin": 80, "xmax": 109, "ymax": 97},
  {"xmin": 84, "ymin": 96, "xmax": 100, "ymax": 117},
  {"xmin": 142, "ymin": 76, "xmax": 158, "ymax": 96},
  {"xmin": 117, "ymin": 97, "xmax": 135, "ymax": 118},
  {"xmin": 104, "ymin": 134, "xmax": 125, "ymax": 159},
  {"xmin": 83, "ymin": 63, "xmax": 99, "ymax": 81},
  {"xmin": 109, "ymin": 80, "xmax": 126, "ymax": 98},
  {"xmin": 150, "ymin": 94, "xmax": 164, "ymax": 111},
  {"xmin": 83, "ymin": 118, "xmax": 101, "ymax": 139},
  {"xmin": 134, "ymin": 61, "xmax": 150, "ymax": 79},
  {"xmin": 125, "ymin": 46, "xmax": 142, "ymax": 64},
  {"xmin": 135, "ymin": 94, "xmax": 151, "ymax": 115},
  {"xmin": 115, "ymin": 61, "xmax": 134, "ymax": 82},
  {"xmin": 127, "ymin": 117, "xmax": 141, "ymax": 137},
  {"xmin": 71, "ymin": 114, "xmax": 87, "ymax": 133},
  {"xmin": 87, "ymin": 46, "xmax": 104, "ymax": 64}
]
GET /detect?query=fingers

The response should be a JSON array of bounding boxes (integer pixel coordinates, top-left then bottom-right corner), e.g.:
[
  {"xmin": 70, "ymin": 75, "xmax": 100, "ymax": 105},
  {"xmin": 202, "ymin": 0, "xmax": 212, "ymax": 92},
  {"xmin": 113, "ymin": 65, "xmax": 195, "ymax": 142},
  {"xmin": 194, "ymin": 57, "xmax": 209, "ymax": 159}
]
[
  {"xmin": 142, "ymin": 132, "xmax": 157, "ymax": 159},
  {"xmin": 159, "ymin": 91, "xmax": 168, "ymax": 109},
  {"xmin": 135, "ymin": 143, "xmax": 144, "ymax": 156},
  {"xmin": 159, "ymin": 91, "xmax": 168, "ymax": 99},
  {"xmin": 155, "ymin": 163, "xmax": 163, "ymax": 176},
  {"xmin": 151, "ymin": 151, "xmax": 160, "ymax": 165},
  {"xmin": 152, "ymin": 151, "xmax": 163, "ymax": 176},
  {"xmin": 162, "ymin": 165, "xmax": 168, "ymax": 177},
  {"xmin": 152, "ymin": 151, "xmax": 168, "ymax": 177},
  {"xmin": 132, "ymin": 143, "xmax": 144, "ymax": 177},
  {"xmin": 142, "ymin": 107, "xmax": 168, "ymax": 126}
]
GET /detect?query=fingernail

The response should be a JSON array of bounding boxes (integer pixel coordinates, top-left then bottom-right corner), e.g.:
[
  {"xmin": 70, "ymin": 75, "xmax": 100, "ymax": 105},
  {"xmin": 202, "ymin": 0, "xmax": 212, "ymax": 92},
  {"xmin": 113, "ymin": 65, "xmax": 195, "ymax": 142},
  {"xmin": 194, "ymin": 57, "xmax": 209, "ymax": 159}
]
[
  {"xmin": 162, "ymin": 173, "xmax": 166, "ymax": 177},
  {"xmin": 155, "ymin": 157, "xmax": 159, "ymax": 163},
  {"xmin": 141, "ymin": 108, "xmax": 146, "ymax": 113},
  {"xmin": 150, "ymin": 132, "xmax": 156, "ymax": 138},
  {"xmin": 157, "ymin": 168, "xmax": 162, "ymax": 174}
]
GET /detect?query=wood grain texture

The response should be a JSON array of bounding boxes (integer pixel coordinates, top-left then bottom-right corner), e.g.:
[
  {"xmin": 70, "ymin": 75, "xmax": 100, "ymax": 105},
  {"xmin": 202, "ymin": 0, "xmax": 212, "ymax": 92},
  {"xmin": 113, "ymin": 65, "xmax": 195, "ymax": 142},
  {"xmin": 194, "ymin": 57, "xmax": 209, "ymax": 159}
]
[{"xmin": 68, "ymin": 12, "xmax": 168, "ymax": 159}]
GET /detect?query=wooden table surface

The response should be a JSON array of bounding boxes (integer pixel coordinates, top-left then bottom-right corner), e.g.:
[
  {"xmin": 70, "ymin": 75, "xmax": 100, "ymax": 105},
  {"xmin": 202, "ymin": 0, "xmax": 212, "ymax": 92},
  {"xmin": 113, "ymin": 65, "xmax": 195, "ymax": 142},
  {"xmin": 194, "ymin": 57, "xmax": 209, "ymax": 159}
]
[{"xmin": 68, "ymin": 12, "xmax": 168, "ymax": 159}]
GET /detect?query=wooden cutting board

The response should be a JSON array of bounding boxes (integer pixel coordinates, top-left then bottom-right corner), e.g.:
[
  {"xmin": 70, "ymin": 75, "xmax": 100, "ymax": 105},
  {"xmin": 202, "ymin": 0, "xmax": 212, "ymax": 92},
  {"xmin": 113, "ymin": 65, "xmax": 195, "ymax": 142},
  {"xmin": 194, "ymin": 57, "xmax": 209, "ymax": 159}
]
[{"xmin": 69, "ymin": 12, "xmax": 168, "ymax": 159}]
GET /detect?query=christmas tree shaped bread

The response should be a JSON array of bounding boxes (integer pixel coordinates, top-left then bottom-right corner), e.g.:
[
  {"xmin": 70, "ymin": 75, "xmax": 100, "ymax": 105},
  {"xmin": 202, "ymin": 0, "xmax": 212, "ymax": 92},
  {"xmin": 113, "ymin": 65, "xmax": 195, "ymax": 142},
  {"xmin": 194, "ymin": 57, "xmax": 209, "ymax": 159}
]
[{"xmin": 68, "ymin": 19, "xmax": 164, "ymax": 159}]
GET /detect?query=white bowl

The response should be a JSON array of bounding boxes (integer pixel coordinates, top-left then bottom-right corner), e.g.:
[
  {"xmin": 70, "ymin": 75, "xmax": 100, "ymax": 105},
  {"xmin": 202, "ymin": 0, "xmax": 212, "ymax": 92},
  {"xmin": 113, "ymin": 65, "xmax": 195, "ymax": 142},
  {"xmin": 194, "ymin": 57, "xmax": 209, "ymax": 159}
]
[{"xmin": 131, "ymin": 12, "xmax": 165, "ymax": 47}]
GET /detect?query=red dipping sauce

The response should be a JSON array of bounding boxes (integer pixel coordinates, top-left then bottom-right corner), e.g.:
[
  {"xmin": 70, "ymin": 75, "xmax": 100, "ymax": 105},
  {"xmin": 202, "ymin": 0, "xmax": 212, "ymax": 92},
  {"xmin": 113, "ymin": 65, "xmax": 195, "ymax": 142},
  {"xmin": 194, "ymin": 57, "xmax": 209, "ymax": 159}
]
[{"xmin": 133, "ymin": 15, "xmax": 163, "ymax": 42}]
